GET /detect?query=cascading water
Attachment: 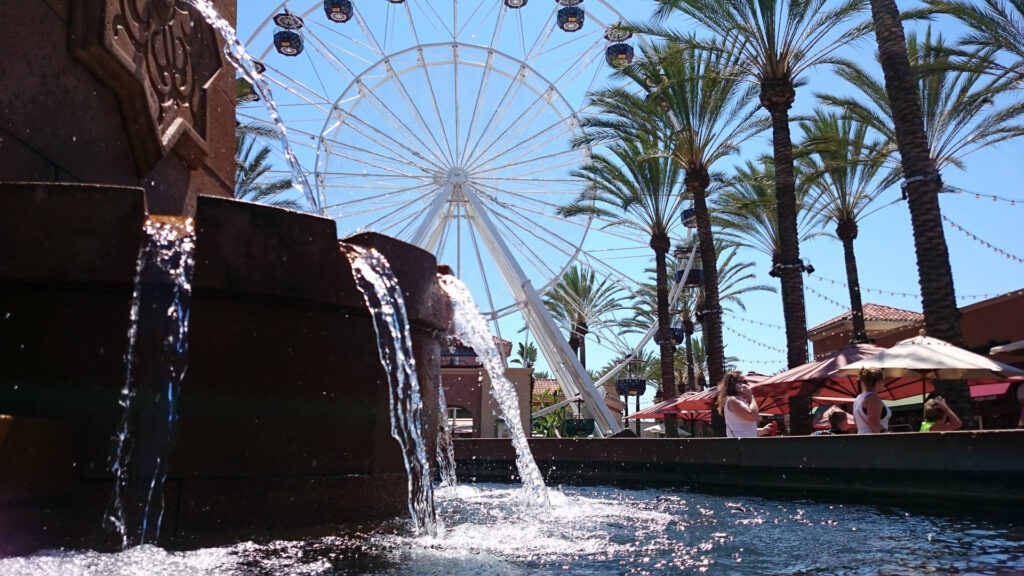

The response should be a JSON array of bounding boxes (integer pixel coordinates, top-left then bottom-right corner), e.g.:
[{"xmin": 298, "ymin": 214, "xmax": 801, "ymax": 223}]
[
  {"xmin": 343, "ymin": 244, "xmax": 437, "ymax": 537},
  {"xmin": 182, "ymin": 0, "xmax": 318, "ymax": 212},
  {"xmin": 438, "ymin": 274, "xmax": 549, "ymax": 507},
  {"xmin": 106, "ymin": 216, "xmax": 195, "ymax": 548},
  {"xmin": 436, "ymin": 384, "xmax": 458, "ymax": 490}
]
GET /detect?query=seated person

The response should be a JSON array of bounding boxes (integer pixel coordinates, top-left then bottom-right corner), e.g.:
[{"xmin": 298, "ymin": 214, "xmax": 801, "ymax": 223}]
[
  {"xmin": 812, "ymin": 410, "xmax": 851, "ymax": 435},
  {"xmin": 919, "ymin": 396, "xmax": 962, "ymax": 432}
]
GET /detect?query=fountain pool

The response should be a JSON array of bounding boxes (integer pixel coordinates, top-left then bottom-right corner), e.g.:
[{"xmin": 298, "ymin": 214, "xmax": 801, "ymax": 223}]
[{"xmin": 0, "ymin": 483, "xmax": 1021, "ymax": 575}]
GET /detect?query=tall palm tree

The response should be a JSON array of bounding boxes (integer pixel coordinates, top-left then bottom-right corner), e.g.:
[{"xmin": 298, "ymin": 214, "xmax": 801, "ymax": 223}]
[
  {"xmin": 560, "ymin": 134, "xmax": 687, "ymax": 436},
  {"xmin": 819, "ymin": 30, "xmax": 1024, "ymax": 417},
  {"xmin": 645, "ymin": 0, "xmax": 869, "ymax": 384},
  {"xmin": 713, "ymin": 158, "xmax": 823, "ymax": 433},
  {"xmin": 577, "ymin": 40, "xmax": 767, "ymax": 403},
  {"xmin": 862, "ymin": 0, "xmax": 966, "ymax": 414},
  {"xmin": 543, "ymin": 265, "xmax": 628, "ymax": 369},
  {"xmin": 797, "ymin": 110, "xmax": 890, "ymax": 343}
]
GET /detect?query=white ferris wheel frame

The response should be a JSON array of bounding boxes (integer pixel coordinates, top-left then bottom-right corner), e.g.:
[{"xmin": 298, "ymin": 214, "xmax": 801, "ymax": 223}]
[{"xmin": 242, "ymin": 0, "xmax": 689, "ymax": 437}]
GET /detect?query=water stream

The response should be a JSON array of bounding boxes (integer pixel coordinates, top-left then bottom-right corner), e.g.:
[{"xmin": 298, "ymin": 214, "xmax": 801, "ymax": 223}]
[
  {"xmin": 344, "ymin": 245, "xmax": 437, "ymax": 537},
  {"xmin": 183, "ymin": 0, "xmax": 319, "ymax": 212},
  {"xmin": 436, "ymin": 384, "xmax": 458, "ymax": 490},
  {"xmin": 438, "ymin": 274, "xmax": 549, "ymax": 507},
  {"xmin": 106, "ymin": 216, "xmax": 195, "ymax": 548}
]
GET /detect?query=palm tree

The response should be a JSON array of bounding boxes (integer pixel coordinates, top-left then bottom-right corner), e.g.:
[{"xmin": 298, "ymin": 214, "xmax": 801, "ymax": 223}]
[
  {"xmin": 560, "ymin": 134, "xmax": 687, "ymax": 436},
  {"xmin": 543, "ymin": 265, "xmax": 628, "ymax": 369},
  {"xmin": 235, "ymin": 129, "xmax": 302, "ymax": 210},
  {"xmin": 797, "ymin": 110, "xmax": 890, "ymax": 343},
  {"xmin": 713, "ymin": 158, "xmax": 823, "ymax": 433},
  {"xmin": 820, "ymin": 29, "xmax": 1024, "ymax": 417},
  {"xmin": 576, "ymin": 41, "xmax": 766, "ymax": 403},
  {"xmin": 510, "ymin": 340, "xmax": 538, "ymax": 368},
  {"xmin": 645, "ymin": 0, "xmax": 869, "ymax": 383},
  {"xmin": 862, "ymin": 0, "xmax": 966, "ymax": 415}
]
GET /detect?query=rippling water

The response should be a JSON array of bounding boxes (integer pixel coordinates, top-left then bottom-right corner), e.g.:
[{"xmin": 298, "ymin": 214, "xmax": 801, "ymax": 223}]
[{"xmin": 2, "ymin": 484, "xmax": 1021, "ymax": 575}]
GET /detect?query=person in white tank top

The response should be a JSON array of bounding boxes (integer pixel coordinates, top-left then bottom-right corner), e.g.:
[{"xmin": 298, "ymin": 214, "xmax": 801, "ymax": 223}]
[
  {"xmin": 852, "ymin": 367, "xmax": 889, "ymax": 433},
  {"xmin": 716, "ymin": 371, "xmax": 774, "ymax": 438}
]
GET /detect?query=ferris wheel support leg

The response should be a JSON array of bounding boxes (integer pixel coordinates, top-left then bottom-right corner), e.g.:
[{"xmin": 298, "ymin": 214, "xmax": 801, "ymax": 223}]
[{"xmin": 461, "ymin": 187, "xmax": 621, "ymax": 436}]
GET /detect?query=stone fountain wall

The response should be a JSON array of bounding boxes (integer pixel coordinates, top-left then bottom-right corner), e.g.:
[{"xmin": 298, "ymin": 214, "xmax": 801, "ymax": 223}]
[
  {"xmin": 0, "ymin": 1, "xmax": 446, "ymax": 556},
  {"xmin": 0, "ymin": 0, "xmax": 237, "ymax": 215}
]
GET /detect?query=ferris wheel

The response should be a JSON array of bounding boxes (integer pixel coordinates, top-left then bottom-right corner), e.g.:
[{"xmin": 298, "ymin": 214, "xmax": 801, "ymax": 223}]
[{"xmin": 240, "ymin": 0, "xmax": 646, "ymax": 435}]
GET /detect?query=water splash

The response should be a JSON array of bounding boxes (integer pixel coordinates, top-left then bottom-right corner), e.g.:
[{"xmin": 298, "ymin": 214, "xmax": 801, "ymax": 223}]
[
  {"xmin": 182, "ymin": 0, "xmax": 319, "ymax": 213},
  {"xmin": 436, "ymin": 384, "xmax": 458, "ymax": 490},
  {"xmin": 106, "ymin": 216, "xmax": 195, "ymax": 548},
  {"xmin": 343, "ymin": 244, "xmax": 437, "ymax": 536},
  {"xmin": 438, "ymin": 274, "xmax": 548, "ymax": 507}
]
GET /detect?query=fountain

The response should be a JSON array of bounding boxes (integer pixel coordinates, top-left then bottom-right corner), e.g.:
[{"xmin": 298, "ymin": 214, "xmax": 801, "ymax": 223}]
[{"xmin": 0, "ymin": 0, "xmax": 446, "ymax": 557}]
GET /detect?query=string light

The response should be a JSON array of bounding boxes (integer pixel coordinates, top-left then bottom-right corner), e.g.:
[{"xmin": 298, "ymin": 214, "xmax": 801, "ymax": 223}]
[
  {"xmin": 723, "ymin": 311, "xmax": 785, "ymax": 331},
  {"xmin": 805, "ymin": 285, "xmax": 849, "ymax": 310},
  {"xmin": 723, "ymin": 324, "xmax": 787, "ymax": 354},
  {"xmin": 809, "ymin": 275, "xmax": 1005, "ymax": 303},
  {"xmin": 949, "ymin": 187, "xmax": 1021, "ymax": 206},
  {"xmin": 941, "ymin": 214, "xmax": 1024, "ymax": 264}
]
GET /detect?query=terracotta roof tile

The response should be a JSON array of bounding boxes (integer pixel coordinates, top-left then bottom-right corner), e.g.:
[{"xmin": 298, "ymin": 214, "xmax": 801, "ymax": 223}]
[
  {"xmin": 809, "ymin": 302, "xmax": 923, "ymax": 334},
  {"xmin": 533, "ymin": 378, "xmax": 560, "ymax": 395}
]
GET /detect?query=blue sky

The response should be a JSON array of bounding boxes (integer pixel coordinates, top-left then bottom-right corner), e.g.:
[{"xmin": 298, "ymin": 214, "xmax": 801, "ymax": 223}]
[{"xmin": 235, "ymin": 1, "xmax": 1024, "ymax": 402}]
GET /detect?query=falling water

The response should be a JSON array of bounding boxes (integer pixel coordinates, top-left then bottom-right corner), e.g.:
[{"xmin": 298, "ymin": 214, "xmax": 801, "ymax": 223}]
[
  {"xmin": 436, "ymin": 384, "xmax": 458, "ymax": 489},
  {"xmin": 182, "ymin": 0, "xmax": 319, "ymax": 212},
  {"xmin": 438, "ymin": 274, "xmax": 549, "ymax": 507},
  {"xmin": 106, "ymin": 216, "xmax": 195, "ymax": 548},
  {"xmin": 343, "ymin": 245, "xmax": 437, "ymax": 537}
]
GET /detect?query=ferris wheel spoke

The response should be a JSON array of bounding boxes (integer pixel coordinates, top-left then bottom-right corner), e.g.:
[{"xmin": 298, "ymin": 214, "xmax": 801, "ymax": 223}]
[
  {"xmin": 411, "ymin": 51, "xmax": 457, "ymax": 164},
  {"xmin": 302, "ymin": 25, "xmax": 375, "ymax": 82},
  {"xmin": 464, "ymin": 218, "xmax": 505, "ymax": 322},
  {"xmin": 338, "ymin": 81, "xmax": 450, "ymax": 169},
  {"xmin": 318, "ymin": 127, "xmax": 438, "ymax": 176},
  {"xmin": 464, "ymin": 87, "xmax": 562, "ymax": 172},
  {"xmin": 459, "ymin": 47, "xmax": 500, "ymax": 167},
  {"xmin": 484, "ymin": 207, "xmax": 579, "ymax": 286},
  {"xmin": 468, "ymin": 117, "xmax": 578, "ymax": 176},
  {"xmin": 461, "ymin": 62, "xmax": 533, "ymax": 166}
]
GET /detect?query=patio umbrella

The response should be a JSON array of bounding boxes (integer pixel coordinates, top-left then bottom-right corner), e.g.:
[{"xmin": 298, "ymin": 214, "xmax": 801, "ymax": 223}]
[
  {"xmin": 625, "ymin": 398, "xmax": 678, "ymax": 420},
  {"xmin": 834, "ymin": 333, "xmax": 1024, "ymax": 382},
  {"xmin": 664, "ymin": 388, "xmax": 718, "ymax": 412},
  {"xmin": 754, "ymin": 342, "xmax": 930, "ymax": 402}
]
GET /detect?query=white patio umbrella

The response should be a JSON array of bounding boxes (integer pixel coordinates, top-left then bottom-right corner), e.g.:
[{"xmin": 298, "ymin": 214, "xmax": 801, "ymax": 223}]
[{"xmin": 834, "ymin": 332, "xmax": 1024, "ymax": 381}]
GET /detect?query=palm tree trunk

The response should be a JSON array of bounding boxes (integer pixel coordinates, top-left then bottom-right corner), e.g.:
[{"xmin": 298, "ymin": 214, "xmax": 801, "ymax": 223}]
[
  {"xmin": 653, "ymin": 233, "xmax": 679, "ymax": 438},
  {"xmin": 867, "ymin": 0, "xmax": 969, "ymax": 419},
  {"xmin": 762, "ymin": 83, "xmax": 812, "ymax": 435},
  {"xmin": 838, "ymin": 219, "xmax": 869, "ymax": 343},
  {"xmin": 683, "ymin": 320, "xmax": 696, "ymax": 392},
  {"xmin": 687, "ymin": 169, "xmax": 725, "ymax": 392},
  {"xmin": 579, "ymin": 331, "xmax": 587, "ymax": 370}
]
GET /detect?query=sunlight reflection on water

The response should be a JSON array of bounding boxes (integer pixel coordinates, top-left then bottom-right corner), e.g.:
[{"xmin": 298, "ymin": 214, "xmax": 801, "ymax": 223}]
[{"xmin": 2, "ymin": 484, "xmax": 1022, "ymax": 575}]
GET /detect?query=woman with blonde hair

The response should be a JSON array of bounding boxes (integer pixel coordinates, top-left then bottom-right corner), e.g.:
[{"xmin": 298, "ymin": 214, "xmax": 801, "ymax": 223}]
[
  {"xmin": 716, "ymin": 370, "xmax": 775, "ymax": 437},
  {"xmin": 852, "ymin": 367, "xmax": 890, "ymax": 433}
]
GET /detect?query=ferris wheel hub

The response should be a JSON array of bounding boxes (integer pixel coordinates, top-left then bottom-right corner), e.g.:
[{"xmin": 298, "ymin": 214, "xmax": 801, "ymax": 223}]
[{"xmin": 446, "ymin": 167, "xmax": 470, "ymax": 185}]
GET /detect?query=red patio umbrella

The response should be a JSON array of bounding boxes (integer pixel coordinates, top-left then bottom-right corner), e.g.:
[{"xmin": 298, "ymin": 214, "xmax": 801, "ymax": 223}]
[
  {"xmin": 625, "ymin": 398, "xmax": 678, "ymax": 420},
  {"xmin": 754, "ymin": 342, "xmax": 932, "ymax": 401},
  {"xmin": 664, "ymin": 388, "xmax": 718, "ymax": 412}
]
